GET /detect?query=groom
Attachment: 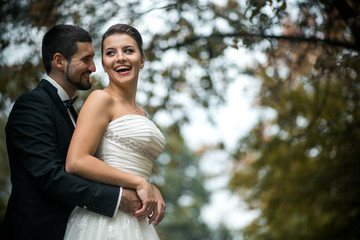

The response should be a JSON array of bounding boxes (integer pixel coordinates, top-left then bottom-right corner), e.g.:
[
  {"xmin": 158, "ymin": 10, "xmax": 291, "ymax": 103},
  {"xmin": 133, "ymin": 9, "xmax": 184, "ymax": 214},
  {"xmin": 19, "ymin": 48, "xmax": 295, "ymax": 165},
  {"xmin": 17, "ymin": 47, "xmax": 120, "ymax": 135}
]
[{"xmin": 1, "ymin": 25, "xmax": 142, "ymax": 240}]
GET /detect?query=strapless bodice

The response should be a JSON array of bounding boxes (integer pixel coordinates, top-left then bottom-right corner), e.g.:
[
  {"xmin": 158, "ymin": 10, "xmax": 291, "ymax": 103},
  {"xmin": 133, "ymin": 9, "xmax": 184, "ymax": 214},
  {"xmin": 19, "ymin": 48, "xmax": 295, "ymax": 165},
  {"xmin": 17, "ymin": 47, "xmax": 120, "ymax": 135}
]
[{"xmin": 94, "ymin": 114, "xmax": 165, "ymax": 181}]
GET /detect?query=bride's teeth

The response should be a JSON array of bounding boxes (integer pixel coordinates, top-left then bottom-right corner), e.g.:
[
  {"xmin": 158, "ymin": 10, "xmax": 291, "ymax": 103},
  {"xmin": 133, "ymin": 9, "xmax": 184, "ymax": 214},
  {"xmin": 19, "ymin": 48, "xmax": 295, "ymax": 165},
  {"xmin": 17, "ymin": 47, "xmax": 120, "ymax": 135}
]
[{"xmin": 115, "ymin": 66, "xmax": 131, "ymax": 72}]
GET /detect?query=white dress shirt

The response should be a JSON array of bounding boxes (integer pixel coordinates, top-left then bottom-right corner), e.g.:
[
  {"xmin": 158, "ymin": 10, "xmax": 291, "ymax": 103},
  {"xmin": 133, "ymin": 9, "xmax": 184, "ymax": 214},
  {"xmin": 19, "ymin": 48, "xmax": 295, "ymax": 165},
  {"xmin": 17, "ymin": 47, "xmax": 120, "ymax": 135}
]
[{"xmin": 44, "ymin": 77, "xmax": 76, "ymax": 125}]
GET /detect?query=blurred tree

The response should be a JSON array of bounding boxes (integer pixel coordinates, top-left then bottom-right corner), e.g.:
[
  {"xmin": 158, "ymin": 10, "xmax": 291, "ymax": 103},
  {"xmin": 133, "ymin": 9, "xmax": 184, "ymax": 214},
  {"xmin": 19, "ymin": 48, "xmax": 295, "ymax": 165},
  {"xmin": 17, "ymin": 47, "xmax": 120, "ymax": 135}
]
[
  {"xmin": 230, "ymin": 0, "xmax": 360, "ymax": 239},
  {"xmin": 153, "ymin": 124, "xmax": 233, "ymax": 239}
]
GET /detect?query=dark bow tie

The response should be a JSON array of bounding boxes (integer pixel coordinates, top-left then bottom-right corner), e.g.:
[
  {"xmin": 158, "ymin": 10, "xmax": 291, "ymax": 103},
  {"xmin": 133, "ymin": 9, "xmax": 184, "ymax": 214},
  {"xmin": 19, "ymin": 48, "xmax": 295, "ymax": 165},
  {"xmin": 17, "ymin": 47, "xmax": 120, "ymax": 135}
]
[{"xmin": 64, "ymin": 96, "xmax": 78, "ymax": 108}]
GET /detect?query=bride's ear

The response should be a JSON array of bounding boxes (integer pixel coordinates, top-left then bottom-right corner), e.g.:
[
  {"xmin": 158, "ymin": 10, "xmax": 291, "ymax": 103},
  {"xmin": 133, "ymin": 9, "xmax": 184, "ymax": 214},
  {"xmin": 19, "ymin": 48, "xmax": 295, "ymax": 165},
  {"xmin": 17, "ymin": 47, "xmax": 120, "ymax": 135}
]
[{"xmin": 140, "ymin": 56, "xmax": 145, "ymax": 69}]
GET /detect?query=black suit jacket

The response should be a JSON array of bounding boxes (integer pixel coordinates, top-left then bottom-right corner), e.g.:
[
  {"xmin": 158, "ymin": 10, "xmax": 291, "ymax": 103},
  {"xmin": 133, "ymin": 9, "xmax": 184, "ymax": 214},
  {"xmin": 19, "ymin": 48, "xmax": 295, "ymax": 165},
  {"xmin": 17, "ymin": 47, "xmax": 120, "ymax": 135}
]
[{"xmin": 2, "ymin": 80, "xmax": 120, "ymax": 240}]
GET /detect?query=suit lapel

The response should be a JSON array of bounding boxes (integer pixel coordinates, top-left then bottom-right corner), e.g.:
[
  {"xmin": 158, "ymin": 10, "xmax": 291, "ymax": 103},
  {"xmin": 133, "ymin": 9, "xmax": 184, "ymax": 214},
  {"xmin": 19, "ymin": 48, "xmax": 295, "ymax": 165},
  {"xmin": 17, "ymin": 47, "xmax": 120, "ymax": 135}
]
[{"xmin": 38, "ymin": 79, "xmax": 75, "ymax": 130}]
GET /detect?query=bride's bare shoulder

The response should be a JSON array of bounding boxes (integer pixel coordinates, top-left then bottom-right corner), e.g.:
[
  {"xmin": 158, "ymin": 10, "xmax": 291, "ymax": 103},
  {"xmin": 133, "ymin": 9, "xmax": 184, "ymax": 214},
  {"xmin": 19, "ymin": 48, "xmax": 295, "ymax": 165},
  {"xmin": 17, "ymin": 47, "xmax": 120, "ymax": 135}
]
[{"xmin": 86, "ymin": 89, "xmax": 114, "ymax": 104}]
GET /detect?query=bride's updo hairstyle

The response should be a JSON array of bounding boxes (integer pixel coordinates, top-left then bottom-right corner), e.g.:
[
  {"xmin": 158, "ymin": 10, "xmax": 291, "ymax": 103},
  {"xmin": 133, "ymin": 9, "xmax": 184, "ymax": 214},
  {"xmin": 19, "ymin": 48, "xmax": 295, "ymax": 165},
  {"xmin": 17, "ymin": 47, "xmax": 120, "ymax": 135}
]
[{"xmin": 101, "ymin": 24, "xmax": 144, "ymax": 57}]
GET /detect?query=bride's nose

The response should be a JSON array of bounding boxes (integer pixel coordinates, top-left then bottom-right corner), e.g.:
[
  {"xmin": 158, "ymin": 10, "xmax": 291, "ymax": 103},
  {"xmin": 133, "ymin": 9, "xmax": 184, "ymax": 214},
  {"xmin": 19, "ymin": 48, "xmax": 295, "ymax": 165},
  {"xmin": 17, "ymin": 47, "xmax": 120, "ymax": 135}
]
[{"xmin": 116, "ymin": 52, "xmax": 127, "ymax": 62}]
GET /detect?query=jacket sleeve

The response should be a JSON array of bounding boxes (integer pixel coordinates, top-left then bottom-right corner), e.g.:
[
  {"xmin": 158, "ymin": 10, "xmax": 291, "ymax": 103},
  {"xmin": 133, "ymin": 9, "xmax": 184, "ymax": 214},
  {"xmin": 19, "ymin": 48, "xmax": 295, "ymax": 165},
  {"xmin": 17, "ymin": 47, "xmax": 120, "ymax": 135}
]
[{"xmin": 6, "ymin": 91, "xmax": 120, "ymax": 217}]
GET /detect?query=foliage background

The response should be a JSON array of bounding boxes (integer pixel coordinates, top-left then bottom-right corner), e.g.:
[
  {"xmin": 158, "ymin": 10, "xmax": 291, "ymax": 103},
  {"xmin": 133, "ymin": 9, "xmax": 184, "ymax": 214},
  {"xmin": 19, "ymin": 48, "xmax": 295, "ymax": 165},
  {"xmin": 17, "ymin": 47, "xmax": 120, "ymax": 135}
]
[{"xmin": 1, "ymin": 0, "xmax": 359, "ymax": 239}]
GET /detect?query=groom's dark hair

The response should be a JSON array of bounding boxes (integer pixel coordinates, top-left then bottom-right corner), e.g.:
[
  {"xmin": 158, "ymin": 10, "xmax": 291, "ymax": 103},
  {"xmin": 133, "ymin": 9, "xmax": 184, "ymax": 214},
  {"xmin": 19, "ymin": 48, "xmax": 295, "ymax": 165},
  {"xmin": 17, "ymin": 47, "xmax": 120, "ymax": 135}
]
[{"xmin": 42, "ymin": 24, "xmax": 92, "ymax": 74}]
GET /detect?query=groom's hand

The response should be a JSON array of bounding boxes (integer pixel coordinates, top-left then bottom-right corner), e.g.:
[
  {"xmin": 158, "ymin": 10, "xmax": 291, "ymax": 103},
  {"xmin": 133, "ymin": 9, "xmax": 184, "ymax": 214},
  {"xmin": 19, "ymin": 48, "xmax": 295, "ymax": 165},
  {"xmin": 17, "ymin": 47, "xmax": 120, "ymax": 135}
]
[{"xmin": 119, "ymin": 188, "xmax": 143, "ymax": 217}]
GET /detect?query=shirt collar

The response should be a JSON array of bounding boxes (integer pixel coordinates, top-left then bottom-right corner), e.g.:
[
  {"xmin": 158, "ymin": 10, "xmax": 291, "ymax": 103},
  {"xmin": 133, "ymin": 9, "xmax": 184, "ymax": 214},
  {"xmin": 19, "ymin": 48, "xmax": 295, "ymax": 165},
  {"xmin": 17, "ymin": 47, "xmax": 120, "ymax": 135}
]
[{"xmin": 44, "ymin": 77, "xmax": 72, "ymax": 101}]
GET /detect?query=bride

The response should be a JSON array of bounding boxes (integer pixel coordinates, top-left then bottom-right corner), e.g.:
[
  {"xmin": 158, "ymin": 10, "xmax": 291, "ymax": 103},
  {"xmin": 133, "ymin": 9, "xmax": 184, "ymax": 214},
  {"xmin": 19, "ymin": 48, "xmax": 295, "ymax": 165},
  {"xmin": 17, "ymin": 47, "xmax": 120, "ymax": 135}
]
[{"xmin": 64, "ymin": 24, "xmax": 165, "ymax": 239}]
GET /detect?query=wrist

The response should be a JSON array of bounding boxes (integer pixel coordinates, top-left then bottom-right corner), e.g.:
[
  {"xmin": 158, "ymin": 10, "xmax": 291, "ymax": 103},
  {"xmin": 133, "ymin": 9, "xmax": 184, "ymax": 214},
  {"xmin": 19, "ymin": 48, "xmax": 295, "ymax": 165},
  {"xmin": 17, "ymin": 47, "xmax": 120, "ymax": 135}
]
[{"xmin": 135, "ymin": 177, "xmax": 147, "ymax": 190}]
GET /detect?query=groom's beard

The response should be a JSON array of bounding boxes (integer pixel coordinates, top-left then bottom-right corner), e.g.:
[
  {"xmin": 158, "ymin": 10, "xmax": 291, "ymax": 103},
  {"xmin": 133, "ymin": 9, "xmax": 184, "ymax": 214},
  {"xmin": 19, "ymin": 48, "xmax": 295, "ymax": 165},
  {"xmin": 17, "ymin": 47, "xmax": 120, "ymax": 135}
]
[{"xmin": 66, "ymin": 66, "xmax": 92, "ymax": 91}]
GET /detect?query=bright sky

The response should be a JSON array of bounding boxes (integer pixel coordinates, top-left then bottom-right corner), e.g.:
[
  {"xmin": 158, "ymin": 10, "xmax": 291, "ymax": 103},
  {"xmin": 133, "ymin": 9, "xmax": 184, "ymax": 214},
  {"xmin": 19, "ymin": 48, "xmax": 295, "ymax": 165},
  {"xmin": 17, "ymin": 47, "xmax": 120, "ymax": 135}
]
[{"xmin": 181, "ymin": 63, "xmax": 263, "ymax": 231}]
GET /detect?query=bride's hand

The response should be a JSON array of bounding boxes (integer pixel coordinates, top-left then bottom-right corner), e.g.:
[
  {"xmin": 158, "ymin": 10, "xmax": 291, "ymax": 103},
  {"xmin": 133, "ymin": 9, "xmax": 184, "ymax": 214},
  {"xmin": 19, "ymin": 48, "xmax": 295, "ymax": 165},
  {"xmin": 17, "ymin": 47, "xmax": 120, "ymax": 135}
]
[
  {"xmin": 147, "ymin": 184, "xmax": 166, "ymax": 225},
  {"xmin": 133, "ymin": 180, "xmax": 157, "ymax": 220}
]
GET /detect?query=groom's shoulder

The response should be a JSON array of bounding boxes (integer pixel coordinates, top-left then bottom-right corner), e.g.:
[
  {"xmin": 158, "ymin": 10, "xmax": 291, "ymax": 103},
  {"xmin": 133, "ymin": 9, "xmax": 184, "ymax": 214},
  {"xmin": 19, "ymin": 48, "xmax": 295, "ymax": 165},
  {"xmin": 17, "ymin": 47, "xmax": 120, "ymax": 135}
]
[
  {"xmin": 11, "ymin": 80, "xmax": 54, "ymax": 114},
  {"xmin": 16, "ymin": 84, "xmax": 46, "ymax": 103},
  {"xmin": 18, "ymin": 79, "xmax": 48, "ymax": 95}
]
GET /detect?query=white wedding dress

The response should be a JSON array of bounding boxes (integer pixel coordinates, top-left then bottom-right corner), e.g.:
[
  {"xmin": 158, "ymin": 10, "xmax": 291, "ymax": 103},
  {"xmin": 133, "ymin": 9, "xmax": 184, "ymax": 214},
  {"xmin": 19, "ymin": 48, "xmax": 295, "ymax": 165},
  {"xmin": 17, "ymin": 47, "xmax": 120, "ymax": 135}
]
[{"xmin": 64, "ymin": 115, "xmax": 166, "ymax": 240}]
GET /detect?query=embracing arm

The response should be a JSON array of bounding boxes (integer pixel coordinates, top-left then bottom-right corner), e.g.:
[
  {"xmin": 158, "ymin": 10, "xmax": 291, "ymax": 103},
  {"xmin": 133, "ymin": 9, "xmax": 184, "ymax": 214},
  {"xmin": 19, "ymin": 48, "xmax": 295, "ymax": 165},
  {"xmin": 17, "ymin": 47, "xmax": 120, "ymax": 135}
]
[
  {"xmin": 65, "ymin": 90, "xmax": 156, "ymax": 217},
  {"xmin": 5, "ymin": 89, "xmax": 119, "ymax": 217}
]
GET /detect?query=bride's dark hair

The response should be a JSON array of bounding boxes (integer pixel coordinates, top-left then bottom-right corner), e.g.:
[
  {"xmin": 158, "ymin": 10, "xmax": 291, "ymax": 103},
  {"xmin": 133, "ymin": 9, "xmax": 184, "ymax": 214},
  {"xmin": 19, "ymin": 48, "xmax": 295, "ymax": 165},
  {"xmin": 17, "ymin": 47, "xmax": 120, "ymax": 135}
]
[{"xmin": 101, "ymin": 24, "xmax": 144, "ymax": 57}]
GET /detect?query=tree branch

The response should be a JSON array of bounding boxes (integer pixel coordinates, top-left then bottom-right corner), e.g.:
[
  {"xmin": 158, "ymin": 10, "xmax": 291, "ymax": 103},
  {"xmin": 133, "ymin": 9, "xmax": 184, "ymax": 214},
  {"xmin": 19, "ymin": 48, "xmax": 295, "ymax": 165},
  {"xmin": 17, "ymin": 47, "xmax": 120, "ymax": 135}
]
[
  {"xmin": 328, "ymin": 0, "xmax": 360, "ymax": 47},
  {"xmin": 137, "ymin": 3, "xmax": 178, "ymax": 16},
  {"xmin": 161, "ymin": 32, "xmax": 360, "ymax": 52}
]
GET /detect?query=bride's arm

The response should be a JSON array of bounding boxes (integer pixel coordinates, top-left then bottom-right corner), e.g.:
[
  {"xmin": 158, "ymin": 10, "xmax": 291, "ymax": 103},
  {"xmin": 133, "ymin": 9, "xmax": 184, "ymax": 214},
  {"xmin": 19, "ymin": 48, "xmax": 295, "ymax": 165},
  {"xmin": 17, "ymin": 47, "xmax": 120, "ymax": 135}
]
[{"xmin": 65, "ymin": 90, "xmax": 155, "ymax": 214}]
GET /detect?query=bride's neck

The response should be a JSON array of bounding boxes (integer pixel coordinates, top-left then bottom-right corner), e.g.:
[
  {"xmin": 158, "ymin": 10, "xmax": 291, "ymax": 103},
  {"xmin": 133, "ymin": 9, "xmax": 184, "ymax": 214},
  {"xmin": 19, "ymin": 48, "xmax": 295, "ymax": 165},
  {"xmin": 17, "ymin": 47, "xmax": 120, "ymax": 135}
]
[{"xmin": 105, "ymin": 83, "xmax": 137, "ymax": 105}]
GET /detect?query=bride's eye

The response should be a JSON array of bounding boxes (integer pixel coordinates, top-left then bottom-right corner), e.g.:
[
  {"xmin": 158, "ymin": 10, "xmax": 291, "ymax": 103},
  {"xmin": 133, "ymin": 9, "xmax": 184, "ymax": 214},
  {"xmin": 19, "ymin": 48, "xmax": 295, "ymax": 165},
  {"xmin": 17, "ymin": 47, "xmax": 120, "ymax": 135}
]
[
  {"xmin": 105, "ymin": 50, "xmax": 115, "ymax": 56},
  {"xmin": 124, "ymin": 48, "xmax": 134, "ymax": 53}
]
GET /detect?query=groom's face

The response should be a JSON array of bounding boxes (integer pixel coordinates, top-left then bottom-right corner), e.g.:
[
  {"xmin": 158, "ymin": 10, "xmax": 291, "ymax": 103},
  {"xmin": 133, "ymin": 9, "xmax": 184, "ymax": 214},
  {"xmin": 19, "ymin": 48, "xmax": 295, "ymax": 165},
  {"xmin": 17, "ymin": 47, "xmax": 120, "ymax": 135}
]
[{"xmin": 65, "ymin": 42, "xmax": 96, "ymax": 90}]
